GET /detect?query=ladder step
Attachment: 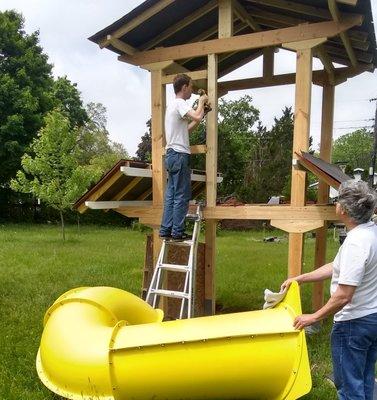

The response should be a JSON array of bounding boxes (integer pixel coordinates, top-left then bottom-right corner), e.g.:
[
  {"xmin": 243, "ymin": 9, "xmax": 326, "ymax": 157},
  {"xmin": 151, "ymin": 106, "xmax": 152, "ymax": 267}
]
[
  {"xmin": 186, "ymin": 214, "xmax": 200, "ymax": 221},
  {"xmin": 166, "ymin": 240, "xmax": 194, "ymax": 247},
  {"xmin": 150, "ymin": 289, "xmax": 190, "ymax": 299},
  {"xmin": 158, "ymin": 263, "xmax": 190, "ymax": 272}
]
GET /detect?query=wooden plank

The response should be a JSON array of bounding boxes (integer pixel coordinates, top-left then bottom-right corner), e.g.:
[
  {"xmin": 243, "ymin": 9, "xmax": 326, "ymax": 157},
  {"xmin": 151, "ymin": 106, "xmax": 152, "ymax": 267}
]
[
  {"xmin": 116, "ymin": 204, "xmax": 338, "ymax": 221},
  {"xmin": 313, "ymin": 84, "xmax": 335, "ymax": 311},
  {"xmin": 161, "ymin": 70, "xmax": 207, "ymax": 85},
  {"xmin": 219, "ymin": 0, "xmax": 234, "ymax": 38},
  {"xmin": 271, "ymin": 219, "xmax": 324, "ymax": 233},
  {"xmin": 119, "ymin": 18, "xmax": 363, "ymax": 65},
  {"xmin": 99, "ymin": 0, "xmax": 175, "ymax": 48},
  {"xmin": 328, "ymin": 0, "xmax": 358, "ymax": 67},
  {"xmin": 288, "ymin": 43, "xmax": 313, "ymax": 278},
  {"xmin": 140, "ymin": 0, "xmax": 218, "ymax": 50}
]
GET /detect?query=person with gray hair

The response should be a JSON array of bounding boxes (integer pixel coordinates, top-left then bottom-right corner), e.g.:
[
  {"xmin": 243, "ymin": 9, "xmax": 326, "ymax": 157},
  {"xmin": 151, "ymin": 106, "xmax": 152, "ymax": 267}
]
[{"xmin": 281, "ymin": 180, "xmax": 377, "ymax": 400}]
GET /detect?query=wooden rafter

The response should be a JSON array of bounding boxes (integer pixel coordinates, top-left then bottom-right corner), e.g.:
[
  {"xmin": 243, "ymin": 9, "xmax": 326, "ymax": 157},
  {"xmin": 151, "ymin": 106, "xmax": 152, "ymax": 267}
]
[
  {"xmin": 315, "ymin": 46, "xmax": 335, "ymax": 84},
  {"xmin": 119, "ymin": 18, "xmax": 362, "ymax": 66},
  {"xmin": 140, "ymin": 0, "xmax": 218, "ymax": 51},
  {"xmin": 248, "ymin": 6, "xmax": 367, "ymax": 44},
  {"xmin": 233, "ymin": 0, "xmax": 261, "ymax": 31},
  {"xmin": 328, "ymin": 0, "xmax": 358, "ymax": 67},
  {"xmin": 102, "ymin": 35, "xmax": 137, "ymax": 55},
  {"xmin": 99, "ymin": 0, "xmax": 175, "ymax": 48},
  {"xmin": 112, "ymin": 177, "xmax": 143, "ymax": 201},
  {"xmin": 246, "ymin": 0, "xmax": 361, "ymax": 22}
]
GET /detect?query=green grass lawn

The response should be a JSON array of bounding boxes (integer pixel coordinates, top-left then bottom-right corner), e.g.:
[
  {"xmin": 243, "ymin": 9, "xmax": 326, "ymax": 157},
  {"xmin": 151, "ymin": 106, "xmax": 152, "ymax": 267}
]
[{"xmin": 0, "ymin": 224, "xmax": 340, "ymax": 399}]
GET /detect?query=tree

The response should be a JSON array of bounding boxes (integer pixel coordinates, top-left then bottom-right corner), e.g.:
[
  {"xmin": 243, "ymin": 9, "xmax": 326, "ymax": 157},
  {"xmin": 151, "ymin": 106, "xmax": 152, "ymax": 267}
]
[
  {"xmin": 0, "ymin": 10, "xmax": 54, "ymax": 189},
  {"xmin": 332, "ymin": 128, "xmax": 373, "ymax": 177},
  {"xmin": 135, "ymin": 119, "xmax": 152, "ymax": 162},
  {"xmin": 10, "ymin": 110, "xmax": 97, "ymax": 240},
  {"xmin": 77, "ymin": 102, "xmax": 129, "ymax": 175},
  {"xmin": 52, "ymin": 76, "xmax": 88, "ymax": 128}
]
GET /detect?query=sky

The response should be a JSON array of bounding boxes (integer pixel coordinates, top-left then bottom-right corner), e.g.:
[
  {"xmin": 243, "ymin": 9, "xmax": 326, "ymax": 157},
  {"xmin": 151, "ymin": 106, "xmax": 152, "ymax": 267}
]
[{"xmin": 1, "ymin": 0, "xmax": 376, "ymax": 156}]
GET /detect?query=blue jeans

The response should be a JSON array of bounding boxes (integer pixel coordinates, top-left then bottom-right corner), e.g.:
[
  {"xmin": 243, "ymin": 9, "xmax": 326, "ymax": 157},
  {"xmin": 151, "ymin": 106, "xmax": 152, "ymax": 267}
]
[
  {"xmin": 331, "ymin": 312, "xmax": 377, "ymax": 400},
  {"xmin": 159, "ymin": 149, "xmax": 191, "ymax": 237}
]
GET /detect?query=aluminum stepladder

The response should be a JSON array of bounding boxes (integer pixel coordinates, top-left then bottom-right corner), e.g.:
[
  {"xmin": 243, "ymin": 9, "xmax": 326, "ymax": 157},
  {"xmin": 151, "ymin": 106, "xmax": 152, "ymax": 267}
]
[{"xmin": 146, "ymin": 204, "xmax": 202, "ymax": 319}]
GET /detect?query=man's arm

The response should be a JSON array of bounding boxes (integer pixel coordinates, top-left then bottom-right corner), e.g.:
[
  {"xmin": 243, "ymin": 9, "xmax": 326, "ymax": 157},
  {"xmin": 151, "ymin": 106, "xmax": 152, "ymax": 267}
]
[
  {"xmin": 281, "ymin": 262, "xmax": 333, "ymax": 290},
  {"xmin": 293, "ymin": 284, "xmax": 356, "ymax": 329},
  {"xmin": 186, "ymin": 95, "xmax": 208, "ymax": 122}
]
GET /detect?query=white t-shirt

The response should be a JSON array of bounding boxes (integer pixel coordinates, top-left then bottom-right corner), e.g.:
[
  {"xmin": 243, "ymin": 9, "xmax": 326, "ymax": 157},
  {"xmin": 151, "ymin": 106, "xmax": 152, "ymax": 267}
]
[
  {"xmin": 165, "ymin": 98, "xmax": 191, "ymax": 154},
  {"xmin": 331, "ymin": 221, "xmax": 377, "ymax": 322}
]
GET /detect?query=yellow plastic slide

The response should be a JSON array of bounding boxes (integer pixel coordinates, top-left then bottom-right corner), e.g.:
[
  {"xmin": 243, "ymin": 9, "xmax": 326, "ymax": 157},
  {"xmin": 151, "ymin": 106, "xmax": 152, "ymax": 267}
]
[{"xmin": 37, "ymin": 282, "xmax": 311, "ymax": 400}]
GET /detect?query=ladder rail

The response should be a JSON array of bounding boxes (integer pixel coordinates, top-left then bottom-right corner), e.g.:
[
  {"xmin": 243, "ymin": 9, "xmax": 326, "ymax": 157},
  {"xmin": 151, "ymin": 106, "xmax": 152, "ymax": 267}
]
[{"xmin": 146, "ymin": 204, "xmax": 202, "ymax": 319}]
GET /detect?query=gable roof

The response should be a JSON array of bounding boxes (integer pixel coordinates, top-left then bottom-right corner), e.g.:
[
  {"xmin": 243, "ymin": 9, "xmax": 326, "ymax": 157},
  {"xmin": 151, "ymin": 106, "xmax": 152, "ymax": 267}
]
[{"xmin": 89, "ymin": 0, "xmax": 377, "ymax": 76}]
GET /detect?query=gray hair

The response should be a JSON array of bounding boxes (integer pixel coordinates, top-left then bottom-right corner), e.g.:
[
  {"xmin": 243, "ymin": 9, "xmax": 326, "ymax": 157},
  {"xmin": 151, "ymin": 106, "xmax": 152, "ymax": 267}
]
[{"xmin": 338, "ymin": 180, "xmax": 377, "ymax": 224}]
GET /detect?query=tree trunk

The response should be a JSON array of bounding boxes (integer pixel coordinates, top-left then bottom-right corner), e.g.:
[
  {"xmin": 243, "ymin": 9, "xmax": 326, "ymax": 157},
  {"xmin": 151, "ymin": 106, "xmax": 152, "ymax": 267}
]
[{"xmin": 60, "ymin": 210, "xmax": 65, "ymax": 241}]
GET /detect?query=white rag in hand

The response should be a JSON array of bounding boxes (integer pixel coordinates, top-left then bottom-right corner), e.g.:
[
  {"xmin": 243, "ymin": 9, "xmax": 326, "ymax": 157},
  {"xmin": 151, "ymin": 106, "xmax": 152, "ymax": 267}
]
[{"xmin": 263, "ymin": 287, "xmax": 288, "ymax": 310}]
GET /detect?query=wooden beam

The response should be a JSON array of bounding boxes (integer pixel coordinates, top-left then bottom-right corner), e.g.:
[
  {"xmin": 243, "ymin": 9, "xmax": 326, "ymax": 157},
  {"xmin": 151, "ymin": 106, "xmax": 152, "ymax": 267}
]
[
  {"xmin": 112, "ymin": 177, "xmax": 143, "ymax": 201},
  {"xmin": 99, "ymin": 0, "xmax": 175, "ymax": 48},
  {"xmin": 219, "ymin": 69, "xmax": 331, "ymax": 91},
  {"xmin": 334, "ymin": 64, "xmax": 374, "ymax": 84},
  {"xmin": 313, "ymin": 84, "xmax": 335, "ymax": 312},
  {"xmin": 161, "ymin": 69, "xmax": 207, "ymax": 85},
  {"xmin": 328, "ymin": 0, "xmax": 358, "ymax": 67},
  {"xmin": 116, "ymin": 205, "xmax": 338, "ymax": 221},
  {"xmin": 233, "ymin": 0, "xmax": 261, "ymax": 31},
  {"xmin": 288, "ymin": 41, "xmax": 314, "ymax": 278},
  {"xmin": 119, "ymin": 18, "xmax": 363, "ymax": 65},
  {"xmin": 140, "ymin": 0, "xmax": 218, "ymax": 51},
  {"xmin": 219, "ymin": 0, "xmax": 234, "ymax": 38},
  {"xmin": 271, "ymin": 219, "xmax": 324, "ymax": 233}
]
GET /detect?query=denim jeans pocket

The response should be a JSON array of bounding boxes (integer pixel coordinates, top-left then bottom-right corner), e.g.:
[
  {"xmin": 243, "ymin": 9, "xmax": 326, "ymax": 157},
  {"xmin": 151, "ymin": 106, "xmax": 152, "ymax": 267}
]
[{"xmin": 348, "ymin": 335, "xmax": 371, "ymax": 351}]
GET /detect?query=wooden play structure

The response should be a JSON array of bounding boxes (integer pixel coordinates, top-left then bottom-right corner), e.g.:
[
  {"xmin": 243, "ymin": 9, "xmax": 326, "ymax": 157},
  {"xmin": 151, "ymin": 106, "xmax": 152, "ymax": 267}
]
[{"xmin": 82, "ymin": 0, "xmax": 377, "ymax": 315}]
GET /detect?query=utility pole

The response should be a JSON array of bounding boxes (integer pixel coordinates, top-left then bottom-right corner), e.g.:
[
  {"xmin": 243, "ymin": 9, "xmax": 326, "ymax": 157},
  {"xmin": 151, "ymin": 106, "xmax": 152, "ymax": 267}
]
[{"xmin": 369, "ymin": 98, "xmax": 377, "ymax": 187}]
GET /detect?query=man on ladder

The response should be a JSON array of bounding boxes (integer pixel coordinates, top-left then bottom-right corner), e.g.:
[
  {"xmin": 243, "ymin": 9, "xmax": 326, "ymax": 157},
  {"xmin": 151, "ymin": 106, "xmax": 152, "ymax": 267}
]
[{"xmin": 159, "ymin": 73, "xmax": 208, "ymax": 241}]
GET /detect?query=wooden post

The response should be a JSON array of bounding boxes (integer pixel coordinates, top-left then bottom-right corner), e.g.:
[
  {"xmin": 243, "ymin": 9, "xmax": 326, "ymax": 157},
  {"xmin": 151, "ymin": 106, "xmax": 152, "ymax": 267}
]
[
  {"xmin": 313, "ymin": 84, "xmax": 335, "ymax": 310},
  {"xmin": 205, "ymin": 53, "xmax": 218, "ymax": 315},
  {"xmin": 287, "ymin": 41, "xmax": 319, "ymax": 278},
  {"xmin": 263, "ymin": 47, "xmax": 274, "ymax": 78},
  {"xmin": 151, "ymin": 68, "xmax": 166, "ymax": 266},
  {"xmin": 218, "ymin": 0, "xmax": 234, "ymax": 38}
]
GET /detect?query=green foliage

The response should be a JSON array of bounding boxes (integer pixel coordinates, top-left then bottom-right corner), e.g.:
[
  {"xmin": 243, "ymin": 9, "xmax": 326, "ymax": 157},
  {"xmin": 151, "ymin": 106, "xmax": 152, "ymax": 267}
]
[
  {"xmin": 135, "ymin": 119, "xmax": 152, "ymax": 162},
  {"xmin": 10, "ymin": 110, "xmax": 98, "ymax": 238},
  {"xmin": 77, "ymin": 102, "xmax": 129, "ymax": 175},
  {"xmin": 332, "ymin": 128, "xmax": 373, "ymax": 176},
  {"xmin": 240, "ymin": 107, "xmax": 294, "ymax": 203},
  {"xmin": 0, "ymin": 10, "xmax": 54, "ymax": 187},
  {"xmin": 52, "ymin": 76, "xmax": 88, "ymax": 128}
]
